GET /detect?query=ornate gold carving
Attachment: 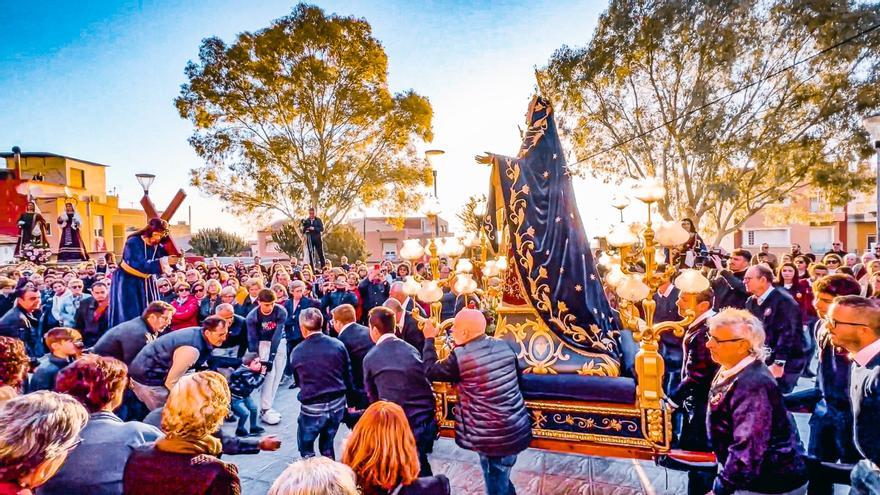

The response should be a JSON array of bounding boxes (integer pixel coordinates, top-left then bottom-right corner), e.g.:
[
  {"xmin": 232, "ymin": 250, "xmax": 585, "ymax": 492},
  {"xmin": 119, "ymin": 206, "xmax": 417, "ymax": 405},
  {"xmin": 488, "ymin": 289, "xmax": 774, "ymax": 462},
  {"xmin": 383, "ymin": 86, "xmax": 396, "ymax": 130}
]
[
  {"xmin": 532, "ymin": 409, "xmax": 547, "ymax": 429},
  {"xmin": 496, "ymin": 310, "xmax": 620, "ymax": 376},
  {"xmin": 552, "ymin": 414, "xmax": 638, "ymax": 433}
]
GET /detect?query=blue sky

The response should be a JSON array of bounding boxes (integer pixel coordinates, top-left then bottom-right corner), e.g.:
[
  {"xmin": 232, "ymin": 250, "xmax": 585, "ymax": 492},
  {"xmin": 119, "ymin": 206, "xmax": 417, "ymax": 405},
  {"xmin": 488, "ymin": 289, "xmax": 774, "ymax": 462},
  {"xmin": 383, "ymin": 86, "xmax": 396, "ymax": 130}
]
[{"xmin": 0, "ymin": 0, "xmax": 628, "ymax": 237}]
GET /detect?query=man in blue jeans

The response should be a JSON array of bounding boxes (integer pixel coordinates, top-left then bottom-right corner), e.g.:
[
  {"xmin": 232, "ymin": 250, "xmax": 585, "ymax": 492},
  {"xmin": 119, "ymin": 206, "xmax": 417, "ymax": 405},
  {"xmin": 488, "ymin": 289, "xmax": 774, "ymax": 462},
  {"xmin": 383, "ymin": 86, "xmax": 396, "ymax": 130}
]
[
  {"xmin": 423, "ymin": 309, "xmax": 532, "ymax": 495},
  {"xmin": 288, "ymin": 307, "xmax": 352, "ymax": 458}
]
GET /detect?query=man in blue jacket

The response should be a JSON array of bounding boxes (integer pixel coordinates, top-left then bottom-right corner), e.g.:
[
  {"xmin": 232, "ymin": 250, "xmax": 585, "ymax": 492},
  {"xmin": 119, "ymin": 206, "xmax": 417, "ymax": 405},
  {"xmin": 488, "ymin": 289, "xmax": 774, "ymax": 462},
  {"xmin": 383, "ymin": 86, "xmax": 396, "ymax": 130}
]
[{"xmin": 289, "ymin": 307, "xmax": 351, "ymax": 459}]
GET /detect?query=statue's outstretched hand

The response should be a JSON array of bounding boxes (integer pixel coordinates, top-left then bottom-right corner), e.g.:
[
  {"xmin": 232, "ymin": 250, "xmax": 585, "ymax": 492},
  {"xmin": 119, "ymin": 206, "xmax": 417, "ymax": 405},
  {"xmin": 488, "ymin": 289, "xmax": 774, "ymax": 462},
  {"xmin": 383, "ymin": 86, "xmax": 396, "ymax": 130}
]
[{"xmin": 474, "ymin": 153, "xmax": 493, "ymax": 165}]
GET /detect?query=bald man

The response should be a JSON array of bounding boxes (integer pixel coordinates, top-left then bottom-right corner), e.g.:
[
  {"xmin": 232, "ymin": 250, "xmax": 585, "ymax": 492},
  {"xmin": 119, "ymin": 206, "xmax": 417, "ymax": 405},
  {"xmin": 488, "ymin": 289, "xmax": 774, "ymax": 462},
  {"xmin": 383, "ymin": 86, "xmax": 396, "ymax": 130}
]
[{"xmin": 423, "ymin": 309, "xmax": 532, "ymax": 495}]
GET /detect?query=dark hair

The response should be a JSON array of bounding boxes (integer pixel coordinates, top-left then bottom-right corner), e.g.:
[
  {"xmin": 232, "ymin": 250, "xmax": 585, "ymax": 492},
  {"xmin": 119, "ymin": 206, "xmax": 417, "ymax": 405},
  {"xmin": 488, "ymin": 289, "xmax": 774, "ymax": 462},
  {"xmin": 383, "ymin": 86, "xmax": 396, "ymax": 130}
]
[
  {"xmin": 55, "ymin": 355, "xmax": 128, "ymax": 413},
  {"xmin": 693, "ymin": 287, "xmax": 715, "ymax": 306},
  {"xmin": 130, "ymin": 218, "xmax": 169, "ymax": 239},
  {"xmin": 142, "ymin": 300, "xmax": 174, "ymax": 319},
  {"xmin": 813, "ymin": 274, "xmax": 861, "ymax": 297},
  {"xmin": 368, "ymin": 306, "xmax": 396, "ymax": 335},
  {"xmin": 90, "ymin": 281, "xmax": 108, "ymax": 291},
  {"xmin": 202, "ymin": 316, "xmax": 228, "ymax": 333},
  {"xmin": 774, "ymin": 262, "xmax": 800, "ymax": 287},
  {"xmin": 680, "ymin": 218, "xmax": 697, "ymax": 233},
  {"xmin": 256, "ymin": 288, "xmax": 276, "ymax": 303},
  {"xmin": 731, "ymin": 248, "xmax": 752, "ymax": 262}
]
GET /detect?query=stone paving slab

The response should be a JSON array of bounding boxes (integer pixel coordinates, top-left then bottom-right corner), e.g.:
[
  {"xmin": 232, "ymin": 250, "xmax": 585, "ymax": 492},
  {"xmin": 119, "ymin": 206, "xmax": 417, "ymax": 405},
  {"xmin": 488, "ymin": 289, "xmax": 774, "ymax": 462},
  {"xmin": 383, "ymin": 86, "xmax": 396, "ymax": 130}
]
[{"xmin": 224, "ymin": 373, "xmax": 839, "ymax": 494}]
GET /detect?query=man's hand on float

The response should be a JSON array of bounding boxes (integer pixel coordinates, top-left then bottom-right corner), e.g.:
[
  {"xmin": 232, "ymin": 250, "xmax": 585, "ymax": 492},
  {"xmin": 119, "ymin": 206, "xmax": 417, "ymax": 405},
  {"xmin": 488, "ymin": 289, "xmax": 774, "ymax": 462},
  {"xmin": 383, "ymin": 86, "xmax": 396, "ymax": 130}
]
[
  {"xmin": 259, "ymin": 435, "xmax": 281, "ymax": 451},
  {"xmin": 423, "ymin": 319, "xmax": 440, "ymax": 339}
]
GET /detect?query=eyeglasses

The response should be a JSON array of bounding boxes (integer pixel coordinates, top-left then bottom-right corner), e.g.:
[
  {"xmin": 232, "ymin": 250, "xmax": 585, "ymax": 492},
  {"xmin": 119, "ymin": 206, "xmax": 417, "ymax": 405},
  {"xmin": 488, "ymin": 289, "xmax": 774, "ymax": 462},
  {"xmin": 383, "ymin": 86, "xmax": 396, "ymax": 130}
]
[
  {"xmin": 177, "ymin": 289, "xmax": 190, "ymax": 293},
  {"xmin": 824, "ymin": 317, "xmax": 871, "ymax": 330},
  {"xmin": 194, "ymin": 287, "xmax": 205, "ymax": 292},
  {"xmin": 826, "ymin": 260, "xmax": 840, "ymax": 265},
  {"xmin": 707, "ymin": 334, "xmax": 745, "ymax": 344}
]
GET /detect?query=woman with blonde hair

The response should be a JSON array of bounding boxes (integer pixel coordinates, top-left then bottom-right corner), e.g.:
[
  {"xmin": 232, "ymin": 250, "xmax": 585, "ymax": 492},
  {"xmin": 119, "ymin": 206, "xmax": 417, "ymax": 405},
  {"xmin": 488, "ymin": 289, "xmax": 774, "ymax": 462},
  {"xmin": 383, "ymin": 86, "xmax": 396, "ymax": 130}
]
[
  {"xmin": 269, "ymin": 457, "xmax": 358, "ymax": 495},
  {"xmin": 0, "ymin": 391, "xmax": 89, "ymax": 494},
  {"xmin": 342, "ymin": 401, "xmax": 449, "ymax": 495},
  {"xmin": 123, "ymin": 371, "xmax": 240, "ymax": 495}
]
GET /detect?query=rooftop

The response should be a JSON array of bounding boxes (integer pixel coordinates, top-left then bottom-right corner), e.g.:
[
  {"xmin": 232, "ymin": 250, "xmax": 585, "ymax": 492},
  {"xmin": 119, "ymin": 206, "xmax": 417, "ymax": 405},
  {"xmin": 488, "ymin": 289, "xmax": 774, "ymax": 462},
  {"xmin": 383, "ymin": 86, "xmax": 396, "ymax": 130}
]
[{"xmin": 0, "ymin": 151, "xmax": 109, "ymax": 168}]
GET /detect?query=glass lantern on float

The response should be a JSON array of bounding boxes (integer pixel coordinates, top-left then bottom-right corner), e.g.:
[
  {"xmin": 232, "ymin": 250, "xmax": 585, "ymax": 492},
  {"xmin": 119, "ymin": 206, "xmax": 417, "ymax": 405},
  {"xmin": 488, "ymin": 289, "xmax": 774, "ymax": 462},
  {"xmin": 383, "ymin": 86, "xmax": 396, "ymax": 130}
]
[
  {"xmin": 399, "ymin": 199, "xmax": 509, "ymax": 357},
  {"xmin": 600, "ymin": 177, "xmax": 711, "ymax": 446}
]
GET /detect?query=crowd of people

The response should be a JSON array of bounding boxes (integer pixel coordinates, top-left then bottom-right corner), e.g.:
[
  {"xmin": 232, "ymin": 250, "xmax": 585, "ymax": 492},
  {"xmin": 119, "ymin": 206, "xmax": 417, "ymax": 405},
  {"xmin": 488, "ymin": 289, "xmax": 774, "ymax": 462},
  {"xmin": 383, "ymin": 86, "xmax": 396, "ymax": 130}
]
[
  {"xmin": 0, "ymin": 234, "xmax": 878, "ymax": 494},
  {"xmin": 0, "ymin": 252, "xmax": 489, "ymax": 495}
]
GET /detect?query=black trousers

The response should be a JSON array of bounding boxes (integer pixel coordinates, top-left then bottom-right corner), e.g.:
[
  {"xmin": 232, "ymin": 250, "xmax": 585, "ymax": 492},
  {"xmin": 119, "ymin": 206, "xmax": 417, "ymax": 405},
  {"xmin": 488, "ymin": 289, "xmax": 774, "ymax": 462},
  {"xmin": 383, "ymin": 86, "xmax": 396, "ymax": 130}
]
[
  {"xmin": 413, "ymin": 420, "xmax": 438, "ymax": 477},
  {"xmin": 307, "ymin": 236, "xmax": 325, "ymax": 269}
]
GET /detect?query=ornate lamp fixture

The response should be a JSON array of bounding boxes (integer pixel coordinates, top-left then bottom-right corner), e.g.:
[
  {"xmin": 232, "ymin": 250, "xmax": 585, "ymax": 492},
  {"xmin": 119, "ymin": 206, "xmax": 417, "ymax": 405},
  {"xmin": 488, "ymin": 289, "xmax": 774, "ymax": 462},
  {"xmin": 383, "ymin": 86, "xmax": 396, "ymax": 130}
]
[{"xmin": 602, "ymin": 177, "xmax": 710, "ymax": 446}]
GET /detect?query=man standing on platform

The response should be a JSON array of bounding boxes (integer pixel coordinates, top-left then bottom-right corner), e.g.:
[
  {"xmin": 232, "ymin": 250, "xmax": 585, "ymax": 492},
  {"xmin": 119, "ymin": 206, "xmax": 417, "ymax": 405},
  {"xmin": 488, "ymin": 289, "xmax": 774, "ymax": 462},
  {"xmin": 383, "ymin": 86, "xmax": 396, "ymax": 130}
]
[
  {"xmin": 423, "ymin": 309, "xmax": 532, "ymax": 495},
  {"xmin": 302, "ymin": 207, "xmax": 325, "ymax": 269}
]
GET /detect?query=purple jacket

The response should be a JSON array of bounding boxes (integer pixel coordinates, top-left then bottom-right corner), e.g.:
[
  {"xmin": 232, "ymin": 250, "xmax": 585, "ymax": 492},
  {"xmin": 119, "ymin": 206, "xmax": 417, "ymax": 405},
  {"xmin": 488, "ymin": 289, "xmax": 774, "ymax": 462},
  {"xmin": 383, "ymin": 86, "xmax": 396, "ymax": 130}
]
[{"xmin": 708, "ymin": 360, "xmax": 807, "ymax": 495}]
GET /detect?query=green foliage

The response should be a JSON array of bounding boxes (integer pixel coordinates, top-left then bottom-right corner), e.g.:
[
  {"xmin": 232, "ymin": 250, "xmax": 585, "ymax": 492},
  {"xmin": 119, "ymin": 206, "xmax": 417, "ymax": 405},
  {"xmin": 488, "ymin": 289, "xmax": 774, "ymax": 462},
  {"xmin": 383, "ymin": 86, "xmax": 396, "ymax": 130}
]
[
  {"xmin": 457, "ymin": 194, "xmax": 487, "ymax": 236},
  {"xmin": 177, "ymin": 3, "xmax": 434, "ymax": 229},
  {"xmin": 189, "ymin": 228, "xmax": 249, "ymax": 256},
  {"xmin": 270, "ymin": 223, "xmax": 303, "ymax": 259},
  {"xmin": 542, "ymin": 0, "xmax": 880, "ymax": 244},
  {"xmin": 324, "ymin": 224, "xmax": 369, "ymax": 264}
]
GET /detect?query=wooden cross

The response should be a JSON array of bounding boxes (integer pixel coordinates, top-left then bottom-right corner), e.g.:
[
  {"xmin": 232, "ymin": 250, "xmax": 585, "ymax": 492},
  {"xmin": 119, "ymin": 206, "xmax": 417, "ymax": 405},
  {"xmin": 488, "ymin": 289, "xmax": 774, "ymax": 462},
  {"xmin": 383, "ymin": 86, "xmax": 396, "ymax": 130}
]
[{"xmin": 140, "ymin": 188, "xmax": 187, "ymax": 256}]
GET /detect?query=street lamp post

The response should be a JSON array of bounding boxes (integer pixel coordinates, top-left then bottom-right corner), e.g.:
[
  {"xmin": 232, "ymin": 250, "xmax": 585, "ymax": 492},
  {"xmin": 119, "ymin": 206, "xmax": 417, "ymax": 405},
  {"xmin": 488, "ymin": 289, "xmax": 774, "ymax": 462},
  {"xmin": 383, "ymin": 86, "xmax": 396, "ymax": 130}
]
[
  {"xmin": 425, "ymin": 149, "xmax": 445, "ymax": 236},
  {"xmin": 135, "ymin": 173, "xmax": 156, "ymax": 195},
  {"xmin": 863, "ymin": 115, "xmax": 880, "ymax": 248}
]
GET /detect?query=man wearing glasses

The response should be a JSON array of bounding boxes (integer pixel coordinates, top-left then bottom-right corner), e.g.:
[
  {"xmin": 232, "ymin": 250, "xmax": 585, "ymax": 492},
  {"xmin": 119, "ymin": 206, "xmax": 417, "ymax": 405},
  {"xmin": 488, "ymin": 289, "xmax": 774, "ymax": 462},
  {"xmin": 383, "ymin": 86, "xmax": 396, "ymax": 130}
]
[
  {"xmin": 705, "ymin": 308, "xmax": 808, "ymax": 495},
  {"xmin": 826, "ymin": 296, "xmax": 880, "ymax": 491},
  {"xmin": 826, "ymin": 241, "xmax": 847, "ymax": 258},
  {"xmin": 807, "ymin": 274, "xmax": 862, "ymax": 467},
  {"xmin": 744, "ymin": 264, "xmax": 806, "ymax": 393}
]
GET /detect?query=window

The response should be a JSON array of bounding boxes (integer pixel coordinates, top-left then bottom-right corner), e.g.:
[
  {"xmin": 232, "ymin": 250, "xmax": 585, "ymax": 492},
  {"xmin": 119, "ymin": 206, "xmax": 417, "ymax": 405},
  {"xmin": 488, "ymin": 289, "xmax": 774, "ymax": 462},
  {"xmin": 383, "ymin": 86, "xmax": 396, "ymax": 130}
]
[
  {"xmin": 382, "ymin": 241, "xmax": 397, "ymax": 259},
  {"xmin": 868, "ymin": 235, "xmax": 877, "ymax": 252},
  {"xmin": 809, "ymin": 227, "xmax": 834, "ymax": 254},
  {"xmin": 93, "ymin": 215, "xmax": 104, "ymax": 238},
  {"xmin": 69, "ymin": 168, "xmax": 85, "ymax": 188},
  {"xmin": 744, "ymin": 229, "xmax": 789, "ymax": 247},
  {"xmin": 112, "ymin": 225, "xmax": 124, "ymax": 255}
]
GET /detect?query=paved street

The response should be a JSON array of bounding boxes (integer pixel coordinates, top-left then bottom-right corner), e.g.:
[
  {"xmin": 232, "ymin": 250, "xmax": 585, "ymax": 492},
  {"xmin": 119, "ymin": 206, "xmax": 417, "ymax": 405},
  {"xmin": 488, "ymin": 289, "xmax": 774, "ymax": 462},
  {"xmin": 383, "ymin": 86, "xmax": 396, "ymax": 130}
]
[{"xmin": 224, "ymin": 373, "xmax": 825, "ymax": 494}]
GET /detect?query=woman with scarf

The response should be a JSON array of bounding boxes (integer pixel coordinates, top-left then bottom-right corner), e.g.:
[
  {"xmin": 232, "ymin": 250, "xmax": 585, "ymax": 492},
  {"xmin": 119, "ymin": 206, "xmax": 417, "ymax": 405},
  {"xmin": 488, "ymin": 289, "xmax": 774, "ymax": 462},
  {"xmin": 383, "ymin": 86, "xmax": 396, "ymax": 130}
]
[
  {"xmin": 56, "ymin": 202, "xmax": 88, "ymax": 262},
  {"xmin": 123, "ymin": 371, "xmax": 240, "ymax": 495}
]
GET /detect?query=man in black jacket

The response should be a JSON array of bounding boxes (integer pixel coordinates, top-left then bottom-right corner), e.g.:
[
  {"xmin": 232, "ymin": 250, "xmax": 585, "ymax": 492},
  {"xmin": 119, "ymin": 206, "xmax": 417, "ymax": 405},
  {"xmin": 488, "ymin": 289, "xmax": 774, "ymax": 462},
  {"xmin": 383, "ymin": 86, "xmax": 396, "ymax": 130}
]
[
  {"xmin": 74, "ymin": 281, "xmax": 110, "ymax": 348},
  {"xmin": 423, "ymin": 309, "xmax": 532, "ymax": 495},
  {"xmin": 0, "ymin": 285, "xmax": 42, "ymax": 357},
  {"xmin": 331, "ymin": 304, "xmax": 374, "ymax": 414},
  {"xmin": 92, "ymin": 301, "xmax": 174, "ymax": 365},
  {"xmin": 668, "ymin": 286, "xmax": 718, "ymax": 495},
  {"xmin": 384, "ymin": 297, "xmax": 425, "ymax": 354},
  {"xmin": 288, "ymin": 307, "xmax": 351, "ymax": 459},
  {"xmin": 302, "ymin": 207, "xmax": 325, "ymax": 269},
  {"xmin": 363, "ymin": 306, "xmax": 437, "ymax": 476},
  {"xmin": 744, "ymin": 264, "xmax": 806, "ymax": 393},
  {"xmin": 710, "ymin": 249, "xmax": 752, "ymax": 311},
  {"xmin": 357, "ymin": 268, "xmax": 389, "ymax": 324}
]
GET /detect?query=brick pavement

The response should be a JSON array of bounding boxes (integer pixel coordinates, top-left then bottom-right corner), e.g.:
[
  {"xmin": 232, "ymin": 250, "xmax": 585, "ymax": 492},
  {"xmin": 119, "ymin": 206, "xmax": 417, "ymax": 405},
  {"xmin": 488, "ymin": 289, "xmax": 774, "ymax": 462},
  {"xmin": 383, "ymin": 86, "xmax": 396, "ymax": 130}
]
[{"xmin": 224, "ymin": 373, "xmax": 828, "ymax": 494}]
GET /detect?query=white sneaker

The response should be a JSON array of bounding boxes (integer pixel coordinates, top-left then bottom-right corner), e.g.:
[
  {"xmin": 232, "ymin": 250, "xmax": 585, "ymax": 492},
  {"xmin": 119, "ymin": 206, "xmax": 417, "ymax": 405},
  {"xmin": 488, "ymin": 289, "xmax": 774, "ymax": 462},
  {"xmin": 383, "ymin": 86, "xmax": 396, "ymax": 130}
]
[{"xmin": 261, "ymin": 409, "xmax": 281, "ymax": 425}]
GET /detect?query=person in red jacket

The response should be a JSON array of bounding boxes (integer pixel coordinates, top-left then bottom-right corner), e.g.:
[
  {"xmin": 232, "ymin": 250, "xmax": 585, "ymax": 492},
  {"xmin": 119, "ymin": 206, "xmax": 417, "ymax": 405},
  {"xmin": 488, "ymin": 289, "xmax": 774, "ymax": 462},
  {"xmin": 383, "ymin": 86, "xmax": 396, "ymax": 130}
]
[{"xmin": 170, "ymin": 282, "xmax": 199, "ymax": 330}]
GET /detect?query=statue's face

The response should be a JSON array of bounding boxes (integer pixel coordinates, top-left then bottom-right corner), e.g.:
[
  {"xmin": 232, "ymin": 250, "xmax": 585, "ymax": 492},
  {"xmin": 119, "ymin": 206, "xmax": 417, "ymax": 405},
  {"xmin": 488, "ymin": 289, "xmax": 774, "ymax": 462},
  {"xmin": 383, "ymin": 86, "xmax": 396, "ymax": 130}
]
[
  {"xmin": 66, "ymin": 204, "xmax": 74, "ymax": 214},
  {"xmin": 26, "ymin": 203, "xmax": 35, "ymax": 213}
]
